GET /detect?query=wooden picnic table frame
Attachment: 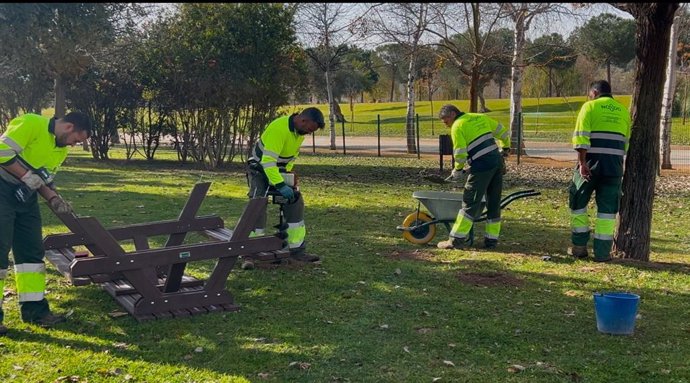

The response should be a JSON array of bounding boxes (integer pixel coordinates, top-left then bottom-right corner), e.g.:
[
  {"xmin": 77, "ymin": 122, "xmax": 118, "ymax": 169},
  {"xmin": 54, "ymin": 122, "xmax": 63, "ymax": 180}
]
[{"xmin": 44, "ymin": 182, "xmax": 284, "ymax": 321}]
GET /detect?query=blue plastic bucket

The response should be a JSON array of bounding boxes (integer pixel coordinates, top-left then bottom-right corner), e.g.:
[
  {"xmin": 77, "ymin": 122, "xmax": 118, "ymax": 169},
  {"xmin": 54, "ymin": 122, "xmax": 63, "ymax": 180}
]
[{"xmin": 593, "ymin": 292, "xmax": 640, "ymax": 335}]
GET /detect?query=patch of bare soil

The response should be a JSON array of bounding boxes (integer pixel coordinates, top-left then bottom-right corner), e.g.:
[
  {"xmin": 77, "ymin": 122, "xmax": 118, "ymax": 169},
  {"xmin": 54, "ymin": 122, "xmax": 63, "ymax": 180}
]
[
  {"xmin": 503, "ymin": 160, "xmax": 690, "ymax": 196},
  {"xmin": 388, "ymin": 249, "xmax": 436, "ymax": 261},
  {"xmin": 456, "ymin": 271, "xmax": 523, "ymax": 287}
]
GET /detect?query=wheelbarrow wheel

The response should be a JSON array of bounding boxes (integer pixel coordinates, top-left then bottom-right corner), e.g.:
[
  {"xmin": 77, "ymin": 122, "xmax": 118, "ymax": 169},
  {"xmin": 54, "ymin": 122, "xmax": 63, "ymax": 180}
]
[{"xmin": 401, "ymin": 211, "xmax": 436, "ymax": 245}]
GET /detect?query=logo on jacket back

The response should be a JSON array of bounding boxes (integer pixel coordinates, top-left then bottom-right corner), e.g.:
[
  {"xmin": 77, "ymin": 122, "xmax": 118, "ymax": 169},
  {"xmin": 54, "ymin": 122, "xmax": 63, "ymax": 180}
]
[{"xmin": 600, "ymin": 104, "xmax": 622, "ymax": 112}]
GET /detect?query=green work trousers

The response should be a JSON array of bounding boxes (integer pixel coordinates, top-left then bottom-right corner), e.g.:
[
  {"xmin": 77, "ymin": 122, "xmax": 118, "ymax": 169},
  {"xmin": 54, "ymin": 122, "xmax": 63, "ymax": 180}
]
[
  {"xmin": 0, "ymin": 178, "xmax": 51, "ymax": 323},
  {"xmin": 246, "ymin": 167, "xmax": 306, "ymax": 255},
  {"xmin": 450, "ymin": 163, "xmax": 503, "ymax": 241},
  {"xmin": 568, "ymin": 170, "xmax": 622, "ymax": 260}
]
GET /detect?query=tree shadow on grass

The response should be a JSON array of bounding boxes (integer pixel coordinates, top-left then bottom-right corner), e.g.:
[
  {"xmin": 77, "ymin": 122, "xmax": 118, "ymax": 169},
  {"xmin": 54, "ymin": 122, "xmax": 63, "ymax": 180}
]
[{"xmin": 29, "ymin": 196, "xmax": 690, "ymax": 381}]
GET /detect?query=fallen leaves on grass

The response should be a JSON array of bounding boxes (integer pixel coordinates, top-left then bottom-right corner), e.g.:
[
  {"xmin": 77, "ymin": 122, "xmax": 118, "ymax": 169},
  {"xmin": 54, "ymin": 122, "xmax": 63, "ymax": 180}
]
[
  {"xmin": 288, "ymin": 361, "xmax": 311, "ymax": 370},
  {"xmin": 507, "ymin": 364, "xmax": 526, "ymax": 373},
  {"xmin": 108, "ymin": 311, "xmax": 129, "ymax": 318},
  {"xmin": 54, "ymin": 377, "xmax": 84, "ymax": 383},
  {"xmin": 388, "ymin": 249, "xmax": 435, "ymax": 261},
  {"xmin": 456, "ymin": 271, "xmax": 523, "ymax": 287}
]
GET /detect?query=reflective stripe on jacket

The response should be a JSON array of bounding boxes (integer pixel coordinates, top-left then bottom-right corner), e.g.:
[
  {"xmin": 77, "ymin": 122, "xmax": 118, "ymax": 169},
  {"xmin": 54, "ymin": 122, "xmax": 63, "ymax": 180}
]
[
  {"xmin": 248, "ymin": 114, "xmax": 305, "ymax": 187},
  {"xmin": 0, "ymin": 114, "xmax": 67, "ymax": 184},
  {"xmin": 451, "ymin": 113, "xmax": 510, "ymax": 172},
  {"xmin": 572, "ymin": 96, "xmax": 631, "ymax": 177}
]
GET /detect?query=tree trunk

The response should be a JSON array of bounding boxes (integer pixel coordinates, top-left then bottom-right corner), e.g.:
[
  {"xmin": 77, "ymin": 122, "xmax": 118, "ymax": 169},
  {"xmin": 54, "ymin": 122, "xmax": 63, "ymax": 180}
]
[
  {"xmin": 469, "ymin": 69, "xmax": 479, "ymax": 113},
  {"xmin": 54, "ymin": 76, "xmax": 66, "ymax": 118},
  {"xmin": 429, "ymin": 80, "xmax": 435, "ymax": 135},
  {"xmin": 405, "ymin": 55, "xmax": 417, "ymax": 154},
  {"xmin": 478, "ymin": 88, "xmax": 490, "ymax": 113},
  {"xmin": 325, "ymin": 70, "xmax": 337, "ymax": 150},
  {"xmin": 389, "ymin": 71, "xmax": 396, "ymax": 102},
  {"xmin": 606, "ymin": 60, "xmax": 611, "ymax": 86},
  {"xmin": 613, "ymin": 3, "xmax": 679, "ymax": 261},
  {"xmin": 660, "ymin": 13, "xmax": 680, "ymax": 170},
  {"xmin": 548, "ymin": 66, "xmax": 553, "ymax": 97},
  {"xmin": 498, "ymin": 82, "xmax": 503, "ymax": 99},
  {"xmin": 510, "ymin": 13, "xmax": 527, "ymax": 154}
]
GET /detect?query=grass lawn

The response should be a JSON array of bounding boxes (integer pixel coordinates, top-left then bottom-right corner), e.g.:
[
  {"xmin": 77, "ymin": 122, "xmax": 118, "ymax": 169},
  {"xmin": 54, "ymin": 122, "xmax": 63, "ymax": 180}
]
[
  {"xmin": 292, "ymin": 95, "xmax": 690, "ymax": 145},
  {"xmin": 1, "ymin": 148, "xmax": 689, "ymax": 382}
]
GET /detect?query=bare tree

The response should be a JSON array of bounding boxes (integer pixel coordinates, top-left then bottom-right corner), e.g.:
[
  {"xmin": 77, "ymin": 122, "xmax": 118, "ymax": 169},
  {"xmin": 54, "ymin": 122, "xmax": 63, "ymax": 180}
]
[
  {"xmin": 367, "ymin": 3, "xmax": 437, "ymax": 153},
  {"xmin": 660, "ymin": 8, "xmax": 683, "ymax": 170},
  {"xmin": 427, "ymin": 3, "xmax": 507, "ymax": 114},
  {"xmin": 611, "ymin": 2, "xmax": 679, "ymax": 261},
  {"xmin": 502, "ymin": 3, "xmax": 572, "ymax": 153},
  {"xmin": 296, "ymin": 3, "xmax": 366, "ymax": 150}
]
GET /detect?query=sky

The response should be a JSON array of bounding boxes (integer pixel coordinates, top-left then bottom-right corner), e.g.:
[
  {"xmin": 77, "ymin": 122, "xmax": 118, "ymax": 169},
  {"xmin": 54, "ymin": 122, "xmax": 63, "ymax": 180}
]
[
  {"xmin": 147, "ymin": 3, "xmax": 635, "ymax": 47},
  {"xmin": 532, "ymin": 3, "xmax": 633, "ymax": 40}
]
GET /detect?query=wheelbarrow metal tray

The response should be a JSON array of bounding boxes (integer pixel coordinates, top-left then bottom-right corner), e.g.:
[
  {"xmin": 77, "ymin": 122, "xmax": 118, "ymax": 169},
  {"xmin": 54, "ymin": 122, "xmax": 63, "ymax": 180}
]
[{"xmin": 412, "ymin": 191, "xmax": 463, "ymax": 221}]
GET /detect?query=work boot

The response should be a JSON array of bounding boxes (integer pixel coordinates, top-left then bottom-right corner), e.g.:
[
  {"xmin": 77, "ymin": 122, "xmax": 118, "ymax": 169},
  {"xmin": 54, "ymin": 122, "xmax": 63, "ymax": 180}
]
[
  {"xmin": 27, "ymin": 313, "xmax": 66, "ymax": 328},
  {"xmin": 0, "ymin": 324, "xmax": 7, "ymax": 336},
  {"xmin": 289, "ymin": 252, "xmax": 321, "ymax": 263},
  {"xmin": 437, "ymin": 237, "xmax": 468, "ymax": 250},
  {"xmin": 484, "ymin": 238, "xmax": 498, "ymax": 249},
  {"xmin": 569, "ymin": 245, "xmax": 588, "ymax": 259}
]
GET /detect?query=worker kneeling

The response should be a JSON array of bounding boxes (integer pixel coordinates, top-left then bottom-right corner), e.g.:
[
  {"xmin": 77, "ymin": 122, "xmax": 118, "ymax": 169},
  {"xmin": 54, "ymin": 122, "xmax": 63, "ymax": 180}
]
[{"xmin": 436, "ymin": 104, "xmax": 511, "ymax": 250}]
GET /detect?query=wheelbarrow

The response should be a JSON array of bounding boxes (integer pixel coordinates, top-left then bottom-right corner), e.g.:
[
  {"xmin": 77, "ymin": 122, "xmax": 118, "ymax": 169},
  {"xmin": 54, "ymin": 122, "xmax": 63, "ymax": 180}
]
[{"xmin": 396, "ymin": 189, "xmax": 541, "ymax": 245}]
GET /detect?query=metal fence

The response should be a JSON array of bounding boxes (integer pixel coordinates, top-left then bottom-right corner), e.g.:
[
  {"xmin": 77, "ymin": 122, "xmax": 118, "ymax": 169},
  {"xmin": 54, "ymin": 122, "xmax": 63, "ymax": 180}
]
[{"xmin": 307, "ymin": 111, "xmax": 690, "ymax": 173}]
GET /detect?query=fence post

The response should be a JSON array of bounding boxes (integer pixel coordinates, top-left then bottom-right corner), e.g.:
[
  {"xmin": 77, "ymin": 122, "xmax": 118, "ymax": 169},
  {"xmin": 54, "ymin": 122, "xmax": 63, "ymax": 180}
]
[
  {"xmin": 517, "ymin": 111, "xmax": 522, "ymax": 165},
  {"xmin": 416, "ymin": 113, "xmax": 420, "ymax": 159},
  {"xmin": 377, "ymin": 114, "xmax": 381, "ymax": 157},
  {"xmin": 341, "ymin": 119, "xmax": 346, "ymax": 155}
]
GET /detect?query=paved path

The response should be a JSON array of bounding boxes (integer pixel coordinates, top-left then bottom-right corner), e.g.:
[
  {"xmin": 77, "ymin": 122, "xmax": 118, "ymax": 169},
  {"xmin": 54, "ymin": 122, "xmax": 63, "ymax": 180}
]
[{"xmin": 308, "ymin": 135, "xmax": 690, "ymax": 164}]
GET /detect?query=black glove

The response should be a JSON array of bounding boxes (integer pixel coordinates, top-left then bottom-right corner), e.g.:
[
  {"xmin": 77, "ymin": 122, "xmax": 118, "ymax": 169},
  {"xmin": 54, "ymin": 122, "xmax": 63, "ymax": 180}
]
[{"xmin": 277, "ymin": 185, "xmax": 295, "ymax": 202}]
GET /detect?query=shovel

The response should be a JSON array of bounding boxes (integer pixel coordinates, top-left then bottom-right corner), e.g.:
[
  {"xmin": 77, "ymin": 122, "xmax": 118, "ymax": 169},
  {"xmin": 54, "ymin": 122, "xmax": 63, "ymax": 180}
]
[
  {"xmin": 422, "ymin": 174, "xmax": 453, "ymax": 184},
  {"xmin": 421, "ymin": 169, "xmax": 466, "ymax": 184}
]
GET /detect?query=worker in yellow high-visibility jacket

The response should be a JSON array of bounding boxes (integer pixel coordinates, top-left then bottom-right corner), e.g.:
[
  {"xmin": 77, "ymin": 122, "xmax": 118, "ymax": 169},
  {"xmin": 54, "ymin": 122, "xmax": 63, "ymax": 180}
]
[
  {"xmin": 569, "ymin": 80, "xmax": 631, "ymax": 262},
  {"xmin": 246, "ymin": 107, "xmax": 324, "ymax": 263},
  {"xmin": 0, "ymin": 112, "xmax": 91, "ymax": 335},
  {"xmin": 436, "ymin": 104, "xmax": 511, "ymax": 250}
]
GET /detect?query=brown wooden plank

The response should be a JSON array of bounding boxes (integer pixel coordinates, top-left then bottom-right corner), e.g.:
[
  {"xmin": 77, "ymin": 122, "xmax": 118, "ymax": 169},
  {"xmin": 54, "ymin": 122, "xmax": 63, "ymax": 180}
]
[
  {"xmin": 60, "ymin": 248, "xmax": 113, "ymax": 283},
  {"xmin": 164, "ymin": 183, "xmax": 212, "ymax": 293},
  {"xmin": 132, "ymin": 289, "xmax": 234, "ymax": 315},
  {"xmin": 203, "ymin": 227, "xmax": 233, "ymax": 242},
  {"xmin": 43, "ymin": 216, "xmax": 223, "ymax": 250},
  {"xmin": 152, "ymin": 311, "xmax": 174, "ymax": 320},
  {"xmin": 45, "ymin": 249, "xmax": 93, "ymax": 286},
  {"xmin": 78, "ymin": 217, "xmax": 163, "ymax": 300},
  {"xmin": 171, "ymin": 309, "xmax": 192, "ymax": 318},
  {"xmin": 108, "ymin": 275, "xmax": 204, "ymax": 296},
  {"xmin": 70, "ymin": 236, "xmax": 283, "ymax": 276},
  {"xmin": 205, "ymin": 198, "xmax": 268, "ymax": 292}
]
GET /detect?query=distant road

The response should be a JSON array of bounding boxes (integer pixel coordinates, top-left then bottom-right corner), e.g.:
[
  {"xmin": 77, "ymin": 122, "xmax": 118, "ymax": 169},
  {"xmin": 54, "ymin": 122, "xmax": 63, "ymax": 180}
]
[{"xmin": 308, "ymin": 135, "xmax": 690, "ymax": 164}]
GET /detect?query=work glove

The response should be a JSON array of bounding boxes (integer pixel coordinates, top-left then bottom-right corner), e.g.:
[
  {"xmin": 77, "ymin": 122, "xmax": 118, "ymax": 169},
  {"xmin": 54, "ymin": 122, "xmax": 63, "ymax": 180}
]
[
  {"xmin": 20, "ymin": 171, "xmax": 45, "ymax": 191},
  {"xmin": 277, "ymin": 184, "xmax": 295, "ymax": 202},
  {"xmin": 48, "ymin": 195, "xmax": 73, "ymax": 214},
  {"xmin": 445, "ymin": 168, "xmax": 465, "ymax": 182}
]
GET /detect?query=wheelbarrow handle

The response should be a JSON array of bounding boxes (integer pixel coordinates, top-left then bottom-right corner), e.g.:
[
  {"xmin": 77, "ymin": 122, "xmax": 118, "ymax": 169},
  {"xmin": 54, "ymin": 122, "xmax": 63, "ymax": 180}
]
[{"xmin": 474, "ymin": 189, "xmax": 541, "ymax": 222}]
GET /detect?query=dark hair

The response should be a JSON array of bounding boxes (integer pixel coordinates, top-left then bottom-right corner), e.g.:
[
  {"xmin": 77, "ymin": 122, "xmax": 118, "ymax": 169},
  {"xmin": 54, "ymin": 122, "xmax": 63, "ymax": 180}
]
[
  {"xmin": 301, "ymin": 107, "xmax": 325, "ymax": 129},
  {"xmin": 590, "ymin": 80, "xmax": 612, "ymax": 95},
  {"xmin": 438, "ymin": 104, "xmax": 462, "ymax": 119},
  {"xmin": 63, "ymin": 111, "xmax": 93, "ymax": 137}
]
